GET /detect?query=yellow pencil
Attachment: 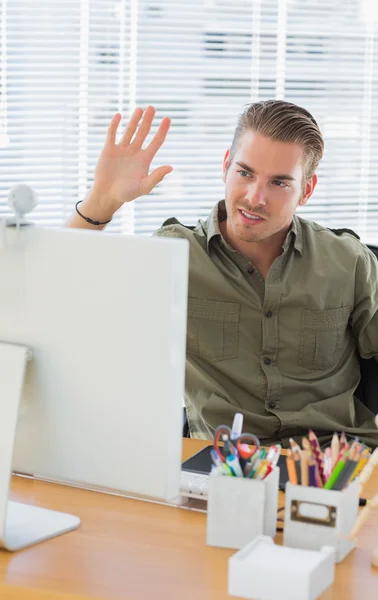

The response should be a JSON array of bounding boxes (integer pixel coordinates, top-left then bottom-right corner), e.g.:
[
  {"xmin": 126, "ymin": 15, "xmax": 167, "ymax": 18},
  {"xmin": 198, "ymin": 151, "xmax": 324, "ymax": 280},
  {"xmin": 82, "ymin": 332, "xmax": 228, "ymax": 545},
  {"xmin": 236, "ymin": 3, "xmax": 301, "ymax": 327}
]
[{"xmin": 350, "ymin": 448, "xmax": 370, "ymax": 481}]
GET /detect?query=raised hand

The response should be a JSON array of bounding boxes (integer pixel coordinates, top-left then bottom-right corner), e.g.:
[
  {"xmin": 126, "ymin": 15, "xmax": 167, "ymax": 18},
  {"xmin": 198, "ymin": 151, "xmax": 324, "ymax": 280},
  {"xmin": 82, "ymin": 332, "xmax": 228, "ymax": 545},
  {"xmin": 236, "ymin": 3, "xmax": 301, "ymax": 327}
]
[{"xmin": 91, "ymin": 106, "xmax": 173, "ymax": 214}]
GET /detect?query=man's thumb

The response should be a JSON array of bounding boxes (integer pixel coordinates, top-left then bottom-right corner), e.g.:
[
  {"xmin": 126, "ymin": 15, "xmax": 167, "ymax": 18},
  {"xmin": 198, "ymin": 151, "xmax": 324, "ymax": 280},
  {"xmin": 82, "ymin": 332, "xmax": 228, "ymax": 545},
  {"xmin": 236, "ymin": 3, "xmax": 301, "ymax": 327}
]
[{"xmin": 140, "ymin": 166, "xmax": 173, "ymax": 195}]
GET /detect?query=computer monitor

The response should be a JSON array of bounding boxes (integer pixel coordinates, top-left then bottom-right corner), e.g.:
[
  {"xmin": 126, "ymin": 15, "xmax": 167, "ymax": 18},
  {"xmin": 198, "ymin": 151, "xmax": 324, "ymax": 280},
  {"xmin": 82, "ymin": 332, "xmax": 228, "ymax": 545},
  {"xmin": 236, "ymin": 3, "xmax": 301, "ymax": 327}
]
[{"xmin": 0, "ymin": 223, "xmax": 188, "ymax": 548}]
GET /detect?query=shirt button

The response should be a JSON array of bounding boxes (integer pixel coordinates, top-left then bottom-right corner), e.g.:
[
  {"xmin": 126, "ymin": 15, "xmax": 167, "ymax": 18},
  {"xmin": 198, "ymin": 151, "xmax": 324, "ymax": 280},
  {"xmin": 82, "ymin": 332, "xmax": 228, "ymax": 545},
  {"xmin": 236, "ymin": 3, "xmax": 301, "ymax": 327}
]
[
  {"xmin": 268, "ymin": 401, "xmax": 276, "ymax": 409},
  {"xmin": 265, "ymin": 311, "xmax": 273, "ymax": 318},
  {"xmin": 247, "ymin": 266, "xmax": 254, "ymax": 274},
  {"xmin": 263, "ymin": 357, "xmax": 272, "ymax": 365}
]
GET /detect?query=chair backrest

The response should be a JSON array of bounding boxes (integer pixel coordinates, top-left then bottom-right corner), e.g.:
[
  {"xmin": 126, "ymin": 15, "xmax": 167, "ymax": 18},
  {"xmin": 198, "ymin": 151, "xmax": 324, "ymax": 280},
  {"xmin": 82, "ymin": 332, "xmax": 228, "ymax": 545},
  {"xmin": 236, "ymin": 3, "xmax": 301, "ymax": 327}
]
[
  {"xmin": 183, "ymin": 407, "xmax": 190, "ymax": 437},
  {"xmin": 355, "ymin": 244, "xmax": 378, "ymax": 415},
  {"xmin": 367, "ymin": 244, "xmax": 378, "ymax": 260}
]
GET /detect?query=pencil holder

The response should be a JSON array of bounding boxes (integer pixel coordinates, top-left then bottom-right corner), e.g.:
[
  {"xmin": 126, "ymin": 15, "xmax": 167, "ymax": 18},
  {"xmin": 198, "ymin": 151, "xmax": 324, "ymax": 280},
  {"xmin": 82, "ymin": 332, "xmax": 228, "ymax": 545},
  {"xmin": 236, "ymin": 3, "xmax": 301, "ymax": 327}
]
[
  {"xmin": 283, "ymin": 479, "xmax": 359, "ymax": 563},
  {"xmin": 206, "ymin": 467, "xmax": 279, "ymax": 549},
  {"xmin": 228, "ymin": 535, "xmax": 335, "ymax": 600}
]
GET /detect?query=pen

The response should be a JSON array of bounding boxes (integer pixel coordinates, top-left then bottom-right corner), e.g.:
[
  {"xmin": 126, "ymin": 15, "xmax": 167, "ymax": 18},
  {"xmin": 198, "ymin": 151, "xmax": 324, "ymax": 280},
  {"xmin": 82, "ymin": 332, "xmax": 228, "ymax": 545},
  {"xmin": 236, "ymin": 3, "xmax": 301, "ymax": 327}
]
[
  {"xmin": 267, "ymin": 444, "xmax": 281, "ymax": 468},
  {"xmin": 262, "ymin": 464, "xmax": 273, "ymax": 480},
  {"xmin": 254, "ymin": 459, "xmax": 270, "ymax": 480},
  {"xmin": 230, "ymin": 412, "xmax": 243, "ymax": 440},
  {"xmin": 248, "ymin": 451, "xmax": 261, "ymax": 469},
  {"xmin": 247, "ymin": 448, "xmax": 266, "ymax": 479},
  {"xmin": 210, "ymin": 448, "xmax": 233, "ymax": 476},
  {"xmin": 210, "ymin": 465, "xmax": 226, "ymax": 476},
  {"xmin": 226, "ymin": 454, "xmax": 244, "ymax": 477}
]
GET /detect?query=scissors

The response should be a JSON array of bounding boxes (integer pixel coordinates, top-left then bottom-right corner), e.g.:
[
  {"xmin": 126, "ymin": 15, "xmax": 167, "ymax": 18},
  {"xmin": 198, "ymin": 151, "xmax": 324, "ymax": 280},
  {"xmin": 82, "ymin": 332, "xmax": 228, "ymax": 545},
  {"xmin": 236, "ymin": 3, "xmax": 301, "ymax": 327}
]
[{"xmin": 213, "ymin": 425, "xmax": 260, "ymax": 463}]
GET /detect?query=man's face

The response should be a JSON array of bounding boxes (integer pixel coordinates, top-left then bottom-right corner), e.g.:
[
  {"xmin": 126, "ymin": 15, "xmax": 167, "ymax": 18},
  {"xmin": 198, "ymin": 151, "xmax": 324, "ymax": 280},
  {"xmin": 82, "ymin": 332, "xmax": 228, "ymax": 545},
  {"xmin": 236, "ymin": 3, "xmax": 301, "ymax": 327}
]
[{"xmin": 223, "ymin": 130, "xmax": 316, "ymax": 245}]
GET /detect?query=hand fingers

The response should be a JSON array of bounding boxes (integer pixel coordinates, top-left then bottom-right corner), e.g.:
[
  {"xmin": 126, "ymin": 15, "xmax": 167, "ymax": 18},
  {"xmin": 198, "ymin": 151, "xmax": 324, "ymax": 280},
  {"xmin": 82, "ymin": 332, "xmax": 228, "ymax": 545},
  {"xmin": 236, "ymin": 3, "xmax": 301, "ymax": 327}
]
[
  {"xmin": 119, "ymin": 107, "xmax": 144, "ymax": 146},
  {"xmin": 140, "ymin": 166, "xmax": 173, "ymax": 196},
  {"xmin": 106, "ymin": 113, "xmax": 122, "ymax": 145},
  {"xmin": 130, "ymin": 105, "xmax": 156, "ymax": 150},
  {"xmin": 145, "ymin": 117, "xmax": 171, "ymax": 159}
]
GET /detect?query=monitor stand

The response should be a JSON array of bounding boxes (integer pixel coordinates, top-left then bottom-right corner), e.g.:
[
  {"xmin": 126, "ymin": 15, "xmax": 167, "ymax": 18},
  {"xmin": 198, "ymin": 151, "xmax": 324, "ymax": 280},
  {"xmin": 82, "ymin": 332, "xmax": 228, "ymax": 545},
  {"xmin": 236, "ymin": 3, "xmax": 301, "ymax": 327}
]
[{"xmin": 0, "ymin": 342, "xmax": 80, "ymax": 551}]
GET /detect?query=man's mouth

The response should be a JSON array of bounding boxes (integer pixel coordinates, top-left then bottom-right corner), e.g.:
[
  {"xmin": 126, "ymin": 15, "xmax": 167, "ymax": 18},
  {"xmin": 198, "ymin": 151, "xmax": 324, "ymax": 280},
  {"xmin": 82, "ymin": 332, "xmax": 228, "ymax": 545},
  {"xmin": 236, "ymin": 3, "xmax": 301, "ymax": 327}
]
[{"xmin": 239, "ymin": 209, "xmax": 265, "ymax": 222}]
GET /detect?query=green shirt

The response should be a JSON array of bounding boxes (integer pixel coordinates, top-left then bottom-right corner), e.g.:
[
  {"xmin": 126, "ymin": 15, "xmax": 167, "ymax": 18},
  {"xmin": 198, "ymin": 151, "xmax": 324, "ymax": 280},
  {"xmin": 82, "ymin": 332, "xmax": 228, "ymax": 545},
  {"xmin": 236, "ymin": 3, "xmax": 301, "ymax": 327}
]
[{"xmin": 155, "ymin": 201, "xmax": 378, "ymax": 448}]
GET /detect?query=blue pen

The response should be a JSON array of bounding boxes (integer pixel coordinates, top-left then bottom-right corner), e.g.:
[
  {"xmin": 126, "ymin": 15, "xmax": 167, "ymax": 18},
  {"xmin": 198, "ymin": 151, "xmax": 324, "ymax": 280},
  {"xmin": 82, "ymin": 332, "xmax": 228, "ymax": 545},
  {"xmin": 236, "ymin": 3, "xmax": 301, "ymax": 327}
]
[
  {"xmin": 210, "ymin": 448, "xmax": 233, "ymax": 476},
  {"xmin": 226, "ymin": 454, "xmax": 244, "ymax": 477}
]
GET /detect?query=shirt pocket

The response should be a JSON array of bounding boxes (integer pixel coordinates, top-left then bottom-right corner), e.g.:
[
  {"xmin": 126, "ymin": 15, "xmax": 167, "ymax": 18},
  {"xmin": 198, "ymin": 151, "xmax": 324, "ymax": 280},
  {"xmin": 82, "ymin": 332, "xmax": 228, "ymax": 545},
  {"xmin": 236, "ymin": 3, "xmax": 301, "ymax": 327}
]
[
  {"xmin": 187, "ymin": 298, "xmax": 240, "ymax": 363},
  {"xmin": 299, "ymin": 306, "xmax": 351, "ymax": 371}
]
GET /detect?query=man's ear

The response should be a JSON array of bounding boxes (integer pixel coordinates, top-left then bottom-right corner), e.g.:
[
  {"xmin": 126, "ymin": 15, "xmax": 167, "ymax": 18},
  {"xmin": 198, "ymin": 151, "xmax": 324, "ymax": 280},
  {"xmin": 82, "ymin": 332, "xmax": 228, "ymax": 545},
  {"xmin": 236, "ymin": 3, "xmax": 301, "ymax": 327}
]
[
  {"xmin": 222, "ymin": 149, "xmax": 231, "ymax": 183},
  {"xmin": 299, "ymin": 173, "xmax": 317, "ymax": 207}
]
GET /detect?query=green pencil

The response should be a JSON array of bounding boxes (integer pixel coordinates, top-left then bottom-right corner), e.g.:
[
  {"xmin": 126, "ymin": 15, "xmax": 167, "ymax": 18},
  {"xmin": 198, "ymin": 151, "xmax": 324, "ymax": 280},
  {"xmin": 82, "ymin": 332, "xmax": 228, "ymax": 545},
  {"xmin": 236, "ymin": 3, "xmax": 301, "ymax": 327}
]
[{"xmin": 324, "ymin": 455, "xmax": 347, "ymax": 490}]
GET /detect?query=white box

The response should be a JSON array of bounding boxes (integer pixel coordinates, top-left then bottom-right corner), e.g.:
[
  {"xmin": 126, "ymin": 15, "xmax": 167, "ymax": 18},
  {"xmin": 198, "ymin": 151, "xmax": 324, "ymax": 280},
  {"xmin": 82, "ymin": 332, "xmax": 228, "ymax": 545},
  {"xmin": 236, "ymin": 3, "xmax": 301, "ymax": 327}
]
[
  {"xmin": 228, "ymin": 535, "xmax": 335, "ymax": 600},
  {"xmin": 206, "ymin": 467, "xmax": 279, "ymax": 549},
  {"xmin": 283, "ymin": 480, "xmax": 359, "ymax": 563}
]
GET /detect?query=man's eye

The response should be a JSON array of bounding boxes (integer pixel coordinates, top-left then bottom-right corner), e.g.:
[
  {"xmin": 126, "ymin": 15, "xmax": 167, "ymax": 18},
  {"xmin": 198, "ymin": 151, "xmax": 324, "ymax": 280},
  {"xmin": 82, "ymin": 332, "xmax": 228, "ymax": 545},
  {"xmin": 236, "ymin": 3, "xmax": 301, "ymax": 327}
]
[
  {"xmin": 238, "ymin": 170, "xmax": 250, "ymax": 177},
  {"xmin": 272, "ymin": 179, "xmax": 288, "ymax": 188}
]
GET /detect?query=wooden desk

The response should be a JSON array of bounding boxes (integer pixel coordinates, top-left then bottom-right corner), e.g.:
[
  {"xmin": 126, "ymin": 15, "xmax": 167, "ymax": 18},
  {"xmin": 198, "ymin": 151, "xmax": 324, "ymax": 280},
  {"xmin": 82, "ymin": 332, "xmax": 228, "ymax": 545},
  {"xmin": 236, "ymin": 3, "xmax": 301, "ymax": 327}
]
[{"xmin": 0, "ymin": 439, "xmax": 377, "ymax": 600}]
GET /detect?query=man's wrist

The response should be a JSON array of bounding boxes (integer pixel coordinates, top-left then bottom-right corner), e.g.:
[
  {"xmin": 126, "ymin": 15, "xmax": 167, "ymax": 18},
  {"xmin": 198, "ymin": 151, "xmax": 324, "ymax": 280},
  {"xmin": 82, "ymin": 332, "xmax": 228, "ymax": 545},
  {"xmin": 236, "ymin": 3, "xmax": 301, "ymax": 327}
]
[{"xmin": 80, "ymin": 191, "xmax": 119, "ymax": 224}]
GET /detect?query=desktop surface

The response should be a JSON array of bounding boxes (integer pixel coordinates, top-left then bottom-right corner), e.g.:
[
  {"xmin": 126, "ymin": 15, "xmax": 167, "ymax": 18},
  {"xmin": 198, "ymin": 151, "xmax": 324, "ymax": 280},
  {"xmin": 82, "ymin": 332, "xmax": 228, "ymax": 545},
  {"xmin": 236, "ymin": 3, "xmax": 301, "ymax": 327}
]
[{"xmin": 0, "ymin": 439, "xmax": 377, "ymax": 600}]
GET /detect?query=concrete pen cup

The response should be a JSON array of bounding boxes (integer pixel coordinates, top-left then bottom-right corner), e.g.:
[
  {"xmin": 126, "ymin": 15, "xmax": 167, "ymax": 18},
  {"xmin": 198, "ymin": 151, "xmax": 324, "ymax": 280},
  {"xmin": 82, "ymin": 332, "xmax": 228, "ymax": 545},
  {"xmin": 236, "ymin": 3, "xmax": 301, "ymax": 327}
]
[
  {"xmin": 206, "ymin": 467, "xmax": 279, "ymax": 549},
  {"xmin": 283, "ymin": 479, "xmax": 359, "ymax": 563}
]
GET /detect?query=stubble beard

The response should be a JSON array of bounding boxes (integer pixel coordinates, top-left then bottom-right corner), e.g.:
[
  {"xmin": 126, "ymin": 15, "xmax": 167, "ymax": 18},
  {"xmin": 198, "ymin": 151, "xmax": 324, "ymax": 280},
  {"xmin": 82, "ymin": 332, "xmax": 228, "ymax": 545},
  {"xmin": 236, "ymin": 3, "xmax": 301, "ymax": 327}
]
[{"xmin": 232, "ymin": 217, "xmax": 268, "ymax": 243}]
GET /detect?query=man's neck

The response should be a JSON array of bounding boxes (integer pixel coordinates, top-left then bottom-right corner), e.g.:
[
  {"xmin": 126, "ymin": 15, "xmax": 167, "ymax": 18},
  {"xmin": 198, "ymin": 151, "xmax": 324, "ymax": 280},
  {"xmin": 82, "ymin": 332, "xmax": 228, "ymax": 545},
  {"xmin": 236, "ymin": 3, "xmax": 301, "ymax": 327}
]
[{"xmin": 219, "ymin": 219, "xmax": 290, "ymax": 278}]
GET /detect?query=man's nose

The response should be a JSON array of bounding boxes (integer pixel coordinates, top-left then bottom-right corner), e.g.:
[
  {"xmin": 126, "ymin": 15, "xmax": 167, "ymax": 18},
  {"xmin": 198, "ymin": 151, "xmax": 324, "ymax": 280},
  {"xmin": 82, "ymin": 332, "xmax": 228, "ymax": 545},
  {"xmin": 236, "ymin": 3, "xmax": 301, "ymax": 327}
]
[{"xmin": 245, "ymin": 183, "xmax": 267, "ymax": 206}]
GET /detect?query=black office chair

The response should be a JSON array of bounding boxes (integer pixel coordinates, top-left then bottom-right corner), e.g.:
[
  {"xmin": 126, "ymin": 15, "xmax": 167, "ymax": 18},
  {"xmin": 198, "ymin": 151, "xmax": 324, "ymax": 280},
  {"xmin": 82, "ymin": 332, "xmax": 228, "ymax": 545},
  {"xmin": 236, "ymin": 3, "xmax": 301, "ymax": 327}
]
[
  {"xmin": 182, "ymin": 244, "xmax": 378, "ymax": 436},
  {"xmin": 183, "ymin": 408, "xmax": 189, "ymax": 437},
  {"xmin": 356, "ymin": 244, "xmax": 378, "ymax": 415}
]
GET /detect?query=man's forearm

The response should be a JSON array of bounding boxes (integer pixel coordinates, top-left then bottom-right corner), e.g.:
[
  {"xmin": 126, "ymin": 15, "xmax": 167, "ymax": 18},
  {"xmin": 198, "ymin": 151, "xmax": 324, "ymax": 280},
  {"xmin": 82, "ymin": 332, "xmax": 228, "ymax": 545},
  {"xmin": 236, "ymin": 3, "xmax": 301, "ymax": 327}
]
[{"xmin": 65, "ymin": 192, "xmax": 117, "ymax": 230}]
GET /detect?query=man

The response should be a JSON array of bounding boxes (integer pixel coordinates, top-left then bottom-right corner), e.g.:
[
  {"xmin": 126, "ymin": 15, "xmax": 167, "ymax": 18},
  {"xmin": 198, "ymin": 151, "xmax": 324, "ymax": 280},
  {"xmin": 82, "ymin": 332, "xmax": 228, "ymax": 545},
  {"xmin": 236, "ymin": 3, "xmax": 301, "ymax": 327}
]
[{"xmin": 67, "ymin": 101, "xmax": 378, "ymax": 448}]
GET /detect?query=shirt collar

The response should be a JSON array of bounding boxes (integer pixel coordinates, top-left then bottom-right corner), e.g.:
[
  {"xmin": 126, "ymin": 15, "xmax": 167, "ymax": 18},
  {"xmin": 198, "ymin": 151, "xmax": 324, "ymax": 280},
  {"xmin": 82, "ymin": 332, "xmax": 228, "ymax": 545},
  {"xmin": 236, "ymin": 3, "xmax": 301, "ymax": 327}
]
[
  {"xmin": 204, "ymin": 200, "xmax": 226, "ymax": 250},
  {"xmin": 285, "ymin": 214, "xmax": 303, "ymax": 255},
  {"xmin": 203, "ymin": 201, "xmax": 303, "ymax": 255}
]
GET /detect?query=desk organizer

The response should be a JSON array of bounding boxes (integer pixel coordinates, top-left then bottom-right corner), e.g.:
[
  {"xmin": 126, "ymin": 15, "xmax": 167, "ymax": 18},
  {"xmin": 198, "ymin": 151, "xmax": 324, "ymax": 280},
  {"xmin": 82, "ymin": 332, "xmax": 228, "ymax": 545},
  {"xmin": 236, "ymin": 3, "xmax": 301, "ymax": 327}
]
[
  {"xmin": 206, "ymin": 467, "xmax": 279, "ymax": 549},
  {"xmin": 283, "ymin": 479, "xmax": 359, "ymax": 563},
  {"xmin": 228, "ymin": 535, "xmax": 335, "ymax": 600}
]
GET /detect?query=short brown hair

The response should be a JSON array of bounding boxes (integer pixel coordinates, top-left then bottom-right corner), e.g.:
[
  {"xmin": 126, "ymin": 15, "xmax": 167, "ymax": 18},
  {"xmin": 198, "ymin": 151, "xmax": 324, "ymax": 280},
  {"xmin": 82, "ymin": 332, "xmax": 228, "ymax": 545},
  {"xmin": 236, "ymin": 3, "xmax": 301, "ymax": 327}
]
[{"xmin": 229, "ymin": 100, "xmax": 324, "ymax": 184}]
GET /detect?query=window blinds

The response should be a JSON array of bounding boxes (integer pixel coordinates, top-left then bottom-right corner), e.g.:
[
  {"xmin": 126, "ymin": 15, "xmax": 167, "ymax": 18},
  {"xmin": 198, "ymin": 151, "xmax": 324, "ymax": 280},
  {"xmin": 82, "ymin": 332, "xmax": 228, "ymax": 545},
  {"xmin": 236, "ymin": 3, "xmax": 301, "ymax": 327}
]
[{"xmin": 0, "ymin": 0, "xmax": 377, "ymax": 242}]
